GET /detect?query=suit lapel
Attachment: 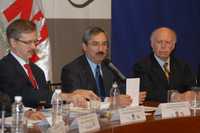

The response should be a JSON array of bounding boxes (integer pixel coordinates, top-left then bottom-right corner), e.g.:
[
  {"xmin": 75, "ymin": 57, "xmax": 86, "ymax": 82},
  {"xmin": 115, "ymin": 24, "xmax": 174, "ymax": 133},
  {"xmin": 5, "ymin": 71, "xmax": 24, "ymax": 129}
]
[
  {"xmin": 102, "ymin": 63, "xmax": 112, "ymax": 96},
  {"xmin": 168, "ymin": 56, "xmax": 176, "ymax": 88},
  {"xmin": 7, "ymin": 53, "xmax": 32, "ymax": 85},
  {"xmin": 81, "ymin": 56, "xmax": 98, "ymax": 93},
  {"xmin": 151, "ymin": 55, "xmax": 169, "ymax": 86}
]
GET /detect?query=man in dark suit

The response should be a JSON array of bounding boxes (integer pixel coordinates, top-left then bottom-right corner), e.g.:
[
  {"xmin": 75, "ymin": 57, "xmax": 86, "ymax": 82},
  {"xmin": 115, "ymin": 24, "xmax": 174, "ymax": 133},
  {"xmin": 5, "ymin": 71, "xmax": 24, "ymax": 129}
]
[
  {"xmin": 0, "ymin": 19, "xmax": 90, "ymax": 110},
  {"xmin": 0, "ymin": 53, "xmax": 51, "ymax": 108},
  {"xmin": 132, "ymin": 27, "xmax": 196, "ymax": 102},
  {"xmin": 61, "ymin": 27, "xmax": 136, "ymax": 106},
  {"xmin": 61, "ymin": 55, "xmax": 113, "ymax": 96},
  {"xmin": 0, "ymin": 19, "xmax": 51, "ymax": 108}
]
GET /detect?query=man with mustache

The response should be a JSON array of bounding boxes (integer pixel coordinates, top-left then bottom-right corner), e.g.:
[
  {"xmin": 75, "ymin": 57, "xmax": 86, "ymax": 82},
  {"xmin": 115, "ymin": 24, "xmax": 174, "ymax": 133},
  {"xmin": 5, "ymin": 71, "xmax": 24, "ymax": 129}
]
[
  {"xmin": 61, "ymin": 27, "xmax": 141, "ymax": 107},
  {"xmin": 132, "ymin": 27, "xmax": 196, "ymax": 102},
  {"xmin": 0, "ymin": 19, "xmax": 91, "ymax": 112}
]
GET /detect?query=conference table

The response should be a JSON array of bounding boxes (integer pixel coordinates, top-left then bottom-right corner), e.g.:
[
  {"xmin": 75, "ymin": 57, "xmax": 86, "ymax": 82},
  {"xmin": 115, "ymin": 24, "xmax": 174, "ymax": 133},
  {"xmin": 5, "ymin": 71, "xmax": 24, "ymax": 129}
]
[
  {"xmin": 17, "ymin": 101, "xmax": 200, "ymax": 133},
  {"xmin": 97, "ymin": 114, "xmax": 200, "ymax": 133},
  {"xmin": 26, "ymin": 116, "xmax": 200, "ymax": 133},
  {"xmin": 95, "ymin": 101, "xmax": 200, "ymax": 133}
]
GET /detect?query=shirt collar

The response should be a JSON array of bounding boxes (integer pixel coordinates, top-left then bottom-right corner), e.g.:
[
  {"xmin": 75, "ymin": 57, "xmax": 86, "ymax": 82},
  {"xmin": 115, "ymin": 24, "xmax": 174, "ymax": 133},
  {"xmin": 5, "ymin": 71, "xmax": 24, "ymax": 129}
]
[
  {"xmin": 154, "ymin": 54, "xmax": 170, "ymax": 71},
  {"xmin": 85, "ymin": 55, "xmax": 102, "ymax": 77},
  {"xmin": 10, "ymin": 51, "xmax": 28, "ymax": 66}
]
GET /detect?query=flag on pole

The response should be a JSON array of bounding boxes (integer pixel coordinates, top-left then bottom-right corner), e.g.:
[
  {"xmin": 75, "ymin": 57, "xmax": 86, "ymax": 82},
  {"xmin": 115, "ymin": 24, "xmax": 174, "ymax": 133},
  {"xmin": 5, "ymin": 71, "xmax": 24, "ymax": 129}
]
[{"xmin": 0, "ymin": 0, "xmax": 52, "ymax": 80}]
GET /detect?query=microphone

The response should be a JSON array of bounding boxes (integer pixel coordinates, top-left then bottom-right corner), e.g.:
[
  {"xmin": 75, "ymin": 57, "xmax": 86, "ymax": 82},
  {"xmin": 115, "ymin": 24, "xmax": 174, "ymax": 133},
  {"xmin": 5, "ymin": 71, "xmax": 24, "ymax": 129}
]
[{"xmin": 103, "ymin": 58, "xmax": 126, "ymax": 82}]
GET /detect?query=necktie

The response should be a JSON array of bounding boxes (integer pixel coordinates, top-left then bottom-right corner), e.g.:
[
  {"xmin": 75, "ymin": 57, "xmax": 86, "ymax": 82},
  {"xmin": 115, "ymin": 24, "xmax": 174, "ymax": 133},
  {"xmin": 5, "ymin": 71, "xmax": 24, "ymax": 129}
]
[
  {"xmin": 95, "ymin": 65, "xmax": 106, "ymax": 100},
  {"xmin": 24, "ymin": 64, "xmax": 37, "ymax": 89},
  {"xmin": 163, "ymin": 62, "xmax": 170, "ymax": 80}
]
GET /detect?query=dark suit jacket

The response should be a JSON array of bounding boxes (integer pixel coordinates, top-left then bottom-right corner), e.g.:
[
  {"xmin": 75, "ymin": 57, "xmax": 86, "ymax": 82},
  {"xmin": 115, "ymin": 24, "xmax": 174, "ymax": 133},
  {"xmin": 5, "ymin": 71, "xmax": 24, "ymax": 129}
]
[
  {"xmin": 198, "ymin": 64, "xmax": 200, "ymax": 86},
  {"xmin": 132, "ymin": 53, "xmax": 195, "ymax": 102},
  {"xmin": 61, "ymin": 55, "xmax": 124, "ymax": 97},
  {"xmin": 0, "ymin": 53, "xmax": 51, "ymax": 108}
]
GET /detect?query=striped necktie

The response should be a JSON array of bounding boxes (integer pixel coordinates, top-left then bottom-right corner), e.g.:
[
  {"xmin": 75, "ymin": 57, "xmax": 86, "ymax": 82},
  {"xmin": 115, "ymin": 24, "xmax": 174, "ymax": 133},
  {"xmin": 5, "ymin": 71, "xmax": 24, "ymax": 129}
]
[{"xmin": 163, "ymin": 62, "xmax": 170, "ymax": 80}]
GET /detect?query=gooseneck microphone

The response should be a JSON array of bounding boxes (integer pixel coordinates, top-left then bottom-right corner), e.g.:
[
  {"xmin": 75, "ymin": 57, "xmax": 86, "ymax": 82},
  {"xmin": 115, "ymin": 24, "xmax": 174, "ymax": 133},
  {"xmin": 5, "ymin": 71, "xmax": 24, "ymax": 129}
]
[{"xmin": 103, "ymin": 58, "xmax": 126, "ymax": 82}]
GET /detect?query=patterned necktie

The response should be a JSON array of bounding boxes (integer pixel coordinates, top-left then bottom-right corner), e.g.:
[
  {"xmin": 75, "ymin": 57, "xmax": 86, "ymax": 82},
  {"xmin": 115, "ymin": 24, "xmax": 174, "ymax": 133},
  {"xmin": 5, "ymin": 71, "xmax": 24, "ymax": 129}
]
[
  {"xmin": 95, "ymin": 65, "xmax": 106, "ymax": 100},
  {"xmin": 163, "ymin": 62, "xmax": 170, "ymax": 80},
  {"xmin": 24, "ymin": 64, "xmax": 37, "ymax": 89}
]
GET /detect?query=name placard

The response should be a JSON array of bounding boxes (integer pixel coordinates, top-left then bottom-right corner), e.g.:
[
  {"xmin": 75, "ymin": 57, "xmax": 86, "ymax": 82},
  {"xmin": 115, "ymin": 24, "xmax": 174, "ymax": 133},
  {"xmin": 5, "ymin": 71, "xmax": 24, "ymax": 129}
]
[
  {"xmin": 155, "ymin": 102, "xmax": 191, "ymax": 119},
  {"xmin": 119, "ymin": 106, "xmax": 146, "ymax": 124},
  {"xmin": 78, "ymin": 113, "xmax": 100, "ymax": 133}
]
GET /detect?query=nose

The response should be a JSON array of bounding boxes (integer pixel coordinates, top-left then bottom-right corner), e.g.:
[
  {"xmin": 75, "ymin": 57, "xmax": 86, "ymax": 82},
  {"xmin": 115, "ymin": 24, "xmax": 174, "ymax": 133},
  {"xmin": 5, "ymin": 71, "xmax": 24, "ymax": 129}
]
[
  {"xmin": 30, "ymin": 42, "xmax": 37, "ymax": 49},
  {"xmin": 160, "ymin": 42, "xmax": 167, "ymax": 48},
  {"xmin": 98, "ymin": 43, "xmax": 107, "ymax": 51},
  {"xmin": 98, "ymin": 44, "xmax": 104, "ymax": 51}
]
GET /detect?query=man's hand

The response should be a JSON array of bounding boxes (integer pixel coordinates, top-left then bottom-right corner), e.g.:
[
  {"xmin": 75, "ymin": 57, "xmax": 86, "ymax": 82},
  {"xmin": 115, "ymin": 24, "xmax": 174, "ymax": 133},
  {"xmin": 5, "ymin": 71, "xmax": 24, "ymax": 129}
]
[
  {"xmin": 61, "ymin": 89, "xmax": 100, "ymax": 108},
  {"xmin": 25, "ymin": 110, "xmax": 46, "ymax": 120},
  {"xmin": 61, "ymin": 93, "xmax": 87, "ymax": 108},
  {"xmin": 118, "ymin": 95, "xmax": 132, "ymax": 107},
  {"xmin": 169, "ymin": 90, "xmax": 195, "ymax": 102},
  {"xmin": 177, "ymin": 90, "xmax": 196, "ymax": 102},
  {"xmin": 69, "ymin": 93, "xmax": 88, "ymax": 107},
  {"xmin": 72, "ymin": 89, "xmax": 100, "ymax": 101},
  {"xmin": 139, "ymin": 91, "xmax": 147, "ymax": 104}
]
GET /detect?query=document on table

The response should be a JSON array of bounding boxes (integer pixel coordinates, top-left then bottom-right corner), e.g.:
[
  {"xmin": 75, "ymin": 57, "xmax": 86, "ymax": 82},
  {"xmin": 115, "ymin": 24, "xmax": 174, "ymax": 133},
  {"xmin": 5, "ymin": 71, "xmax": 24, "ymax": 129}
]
[{"xmin": 126, "ymin": 78, "xmax": 140, "ymax": 106}]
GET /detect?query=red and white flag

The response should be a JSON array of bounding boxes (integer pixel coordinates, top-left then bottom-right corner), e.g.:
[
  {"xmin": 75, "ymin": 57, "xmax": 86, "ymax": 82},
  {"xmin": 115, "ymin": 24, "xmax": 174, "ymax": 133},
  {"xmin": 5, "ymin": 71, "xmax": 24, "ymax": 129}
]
[{"xmin": 0, "ymin": 0, "xmax": 52, "ymax": 80}]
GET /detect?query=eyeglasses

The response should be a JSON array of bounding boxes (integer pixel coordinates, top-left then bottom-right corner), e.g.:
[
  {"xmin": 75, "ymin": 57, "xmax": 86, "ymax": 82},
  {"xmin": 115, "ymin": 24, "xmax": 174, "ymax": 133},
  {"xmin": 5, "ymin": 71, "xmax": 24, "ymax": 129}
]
[{"xmin": 15, "ymin": 38, "xmax": 39, "ymax": 45}]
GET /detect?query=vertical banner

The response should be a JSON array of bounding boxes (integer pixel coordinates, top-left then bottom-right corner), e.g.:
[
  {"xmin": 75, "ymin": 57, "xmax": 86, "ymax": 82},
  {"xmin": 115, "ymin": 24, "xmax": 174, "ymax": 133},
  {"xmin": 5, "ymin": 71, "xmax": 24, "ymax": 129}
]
[{"xmin": 0, "ymin": 0, "xmax": 52, "ymax": 80}]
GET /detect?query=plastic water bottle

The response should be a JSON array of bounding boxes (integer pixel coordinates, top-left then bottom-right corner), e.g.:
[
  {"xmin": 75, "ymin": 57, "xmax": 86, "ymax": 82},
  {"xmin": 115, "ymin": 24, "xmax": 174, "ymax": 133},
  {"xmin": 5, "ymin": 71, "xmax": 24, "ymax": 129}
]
[
  {"xmin": 1, "ymin": 107, "xmax": 5, "ymax": 133},
  {"xmin": 110, "ymin": 82, "xmax": 120, "ymax": 110},
  {"xmin": 11, "ymin": 96, "xmax": 24, "ymax": 133},
  {"xmin": 51, "ymin": 89, "xmax": 63, "ymax": 126}
]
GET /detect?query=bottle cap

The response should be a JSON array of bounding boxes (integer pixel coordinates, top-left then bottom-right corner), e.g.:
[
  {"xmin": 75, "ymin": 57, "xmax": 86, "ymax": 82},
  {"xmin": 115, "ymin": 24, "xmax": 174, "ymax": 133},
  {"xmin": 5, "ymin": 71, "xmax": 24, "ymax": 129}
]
[
  {"xmin": 14, "ymin": 96, "xmax": 22, "ymax": 102},
  {"xmin": 112, "ymin": 82, "xmax": 118, "ymax": 88},
  {"xmin": 55, "ymin": 89, "xmax": 62, "ymax": 94}
]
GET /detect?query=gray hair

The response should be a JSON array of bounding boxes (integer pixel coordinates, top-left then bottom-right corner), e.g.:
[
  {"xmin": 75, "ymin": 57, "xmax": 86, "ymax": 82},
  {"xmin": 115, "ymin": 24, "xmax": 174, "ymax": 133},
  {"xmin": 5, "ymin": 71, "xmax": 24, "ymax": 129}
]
[
  {"xmin": 6, "ymin": 19, "xmax": 36, "ymax": 43},
  {"xmin": 82, "ymin": 26, "xmax": 107, "ymax": 44}
]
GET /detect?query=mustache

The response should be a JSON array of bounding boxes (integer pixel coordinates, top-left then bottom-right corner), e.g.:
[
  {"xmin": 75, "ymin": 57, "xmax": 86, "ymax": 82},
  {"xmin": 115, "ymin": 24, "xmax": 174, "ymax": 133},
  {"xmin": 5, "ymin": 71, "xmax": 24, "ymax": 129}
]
[{"xmin": 96, "ymin": 51, "xmax": 105, "ymax": 55}]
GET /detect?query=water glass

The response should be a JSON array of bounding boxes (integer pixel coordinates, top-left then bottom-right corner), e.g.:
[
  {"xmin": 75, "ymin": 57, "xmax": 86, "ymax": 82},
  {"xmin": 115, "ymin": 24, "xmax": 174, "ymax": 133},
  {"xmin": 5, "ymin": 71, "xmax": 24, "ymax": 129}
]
[
  {"xmin": 89, "ymin": 100, "xmax": 100, "ymax": 113},
  {"xmin": 62, "ymin": 101, "xmax": 70, "ymax": 126},
  {"xmin": 167, "ymin": 90, "xmax": 178, "ymax": 102},
  {"xmin": 190, "ymin": 87, "xmax": 200, "ymax": 116}
]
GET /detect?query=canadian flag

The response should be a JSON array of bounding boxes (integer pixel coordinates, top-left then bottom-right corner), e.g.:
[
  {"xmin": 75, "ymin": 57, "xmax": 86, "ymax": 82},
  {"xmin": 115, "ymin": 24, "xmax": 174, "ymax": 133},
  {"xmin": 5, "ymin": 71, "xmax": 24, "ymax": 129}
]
[{"xmin": 0, "ymin": 0, "xmax": 52, "ymax": 80}]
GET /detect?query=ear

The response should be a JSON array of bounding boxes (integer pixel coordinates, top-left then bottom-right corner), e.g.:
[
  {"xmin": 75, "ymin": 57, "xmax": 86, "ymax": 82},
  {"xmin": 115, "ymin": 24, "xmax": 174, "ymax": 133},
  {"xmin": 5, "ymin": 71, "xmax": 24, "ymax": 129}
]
[
  {"xmin": 82, "ymin": 43, "xmax": 87, "ymax": 52},
  {"xmin": 9, "ymin": 38, "xmax": 17, "ymax": 48},
  {"xmin": 150, "ymin": 42, "xmax": 154, "ymax": 49},
  {"xmin": 171, "ymin": 43, "xmax": 175, "ymax": 50}
]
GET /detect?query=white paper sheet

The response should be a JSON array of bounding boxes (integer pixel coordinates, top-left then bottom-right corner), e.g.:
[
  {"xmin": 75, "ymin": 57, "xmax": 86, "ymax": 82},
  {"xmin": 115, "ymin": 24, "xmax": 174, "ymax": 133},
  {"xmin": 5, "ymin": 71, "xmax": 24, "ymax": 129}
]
[{"xmin": 126, "ymin": 78, "xmax": 140, "ymax": 106}]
